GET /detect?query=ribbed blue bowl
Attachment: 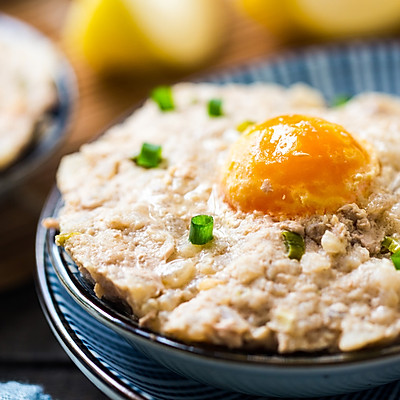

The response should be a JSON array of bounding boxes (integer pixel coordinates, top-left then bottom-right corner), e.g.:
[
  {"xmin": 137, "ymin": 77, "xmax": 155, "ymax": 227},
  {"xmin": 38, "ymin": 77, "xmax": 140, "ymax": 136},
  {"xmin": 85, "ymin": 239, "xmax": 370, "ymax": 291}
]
[{"xmin": 37, "ymin": 40, "xmax": 400, "ymax": 399}]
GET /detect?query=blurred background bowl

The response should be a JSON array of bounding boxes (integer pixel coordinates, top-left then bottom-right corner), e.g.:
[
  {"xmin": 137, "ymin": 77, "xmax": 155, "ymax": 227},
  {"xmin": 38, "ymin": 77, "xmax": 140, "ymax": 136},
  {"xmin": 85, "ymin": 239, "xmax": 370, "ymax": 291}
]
[{"xmin": 0, "ymin": 13, "xmax": 76, "ymax": 292}]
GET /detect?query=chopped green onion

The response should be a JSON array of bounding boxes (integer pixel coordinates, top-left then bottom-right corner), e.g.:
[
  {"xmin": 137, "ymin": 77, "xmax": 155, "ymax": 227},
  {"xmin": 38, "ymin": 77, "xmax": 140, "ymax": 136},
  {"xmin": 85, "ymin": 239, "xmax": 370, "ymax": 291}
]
[
  {"xmin": 55, "ymin": 232, "xmax": 80, "ymax": 247},
  {"xmin": 381, "ymin": 236, "xmax": 400, "ymax": 254},
  {"xmin": 151, "ymin": 86, "xmax": 174, "ymax": 111},
  {"xmin": 381, "ymin": 236, "xmax": 400, "ymax": 270},
  {"xmin": 282, "ymin": 231, "xmax": 305, "ymax": 261},
  {"xmin": 133, "ymin": 143, "xmax": 162, "ymax": 168},
  {"xmin": 236, "ymin": 120, "xmax": 255, "ymax": 133},
  {"xmin": 189, "ymin": 215, "xmax": 214, "ymax": 245},
  {"xmin": 207, "ymin": 98, "xmax": 223, "ymax": 117},
  {"xmin": 392, "ymin": 251, "xmax": 400, "ymax": 270},
  {"xmin": 332, "ymin": 94, "xmax": 351, "ymax": 107}
]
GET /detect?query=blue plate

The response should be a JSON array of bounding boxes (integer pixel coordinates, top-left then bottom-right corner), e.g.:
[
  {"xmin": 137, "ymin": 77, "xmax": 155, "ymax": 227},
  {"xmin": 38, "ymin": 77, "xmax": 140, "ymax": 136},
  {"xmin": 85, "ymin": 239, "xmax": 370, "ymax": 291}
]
[
  {"xmin": 37, "ymin": 40, "xmax": 400, "ymax": 398},
  {"xmin": 0, "ymin": 13, "xmax": 76, "ymax": 198},
  {"xmin": 36, "ymin": 189, "xmax": 400, "ymax": 400}
]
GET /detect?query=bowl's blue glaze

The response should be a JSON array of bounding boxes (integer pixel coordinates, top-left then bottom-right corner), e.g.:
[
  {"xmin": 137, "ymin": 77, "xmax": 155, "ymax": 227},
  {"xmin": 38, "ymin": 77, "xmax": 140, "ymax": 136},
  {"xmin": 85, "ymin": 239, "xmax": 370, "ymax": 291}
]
[{"xmin": 125, "ymin": 335, "xmax": 400, "ymax": 397}]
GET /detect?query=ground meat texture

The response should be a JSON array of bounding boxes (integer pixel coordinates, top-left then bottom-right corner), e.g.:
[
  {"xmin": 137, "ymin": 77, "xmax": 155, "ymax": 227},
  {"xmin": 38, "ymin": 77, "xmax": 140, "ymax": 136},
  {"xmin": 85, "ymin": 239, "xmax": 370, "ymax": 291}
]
[{"xmin": 55, "ymin": 84, "xmax": 400, "ymax": 353}]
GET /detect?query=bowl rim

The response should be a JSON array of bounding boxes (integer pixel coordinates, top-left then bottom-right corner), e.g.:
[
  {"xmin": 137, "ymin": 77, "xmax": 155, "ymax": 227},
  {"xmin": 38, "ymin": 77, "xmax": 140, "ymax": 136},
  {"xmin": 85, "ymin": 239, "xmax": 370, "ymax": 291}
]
[
  {"xmin": 39, "ymin": 38, "xmax": 400, "ymax": 369},
  {"xmin": 35, "ymin": 193, "xmax": 148, "ymax": 400},
  {"xmin": 44, "ymin": 188, "xmax": 400, "ymax": 368},
  {"xmin": 0, "ymin": 12, "xmax": 77, "ymax": 198}
]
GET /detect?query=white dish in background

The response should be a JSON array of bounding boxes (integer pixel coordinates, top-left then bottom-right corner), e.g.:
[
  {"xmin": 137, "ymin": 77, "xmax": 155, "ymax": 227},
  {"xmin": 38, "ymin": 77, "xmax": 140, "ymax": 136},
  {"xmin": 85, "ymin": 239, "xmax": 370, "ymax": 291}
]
[{"xmin": 0, "ymin": 13, "xmax": 76, "ymax": 199}]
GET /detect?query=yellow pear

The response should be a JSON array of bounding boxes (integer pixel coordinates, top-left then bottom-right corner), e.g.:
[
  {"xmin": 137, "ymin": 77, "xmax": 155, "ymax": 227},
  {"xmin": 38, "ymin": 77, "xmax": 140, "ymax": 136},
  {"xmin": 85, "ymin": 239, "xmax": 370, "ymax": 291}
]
[
  {"xmin": 237, "ymin": 0, "xmax": 400, "ymax": 40},
  {"xmin": 63, "ymin": 0, "xmax": 227, "ymax": 74},
  {"xmin": 293, "ymin": 0, "xmax": 400, "ymax": 38}
]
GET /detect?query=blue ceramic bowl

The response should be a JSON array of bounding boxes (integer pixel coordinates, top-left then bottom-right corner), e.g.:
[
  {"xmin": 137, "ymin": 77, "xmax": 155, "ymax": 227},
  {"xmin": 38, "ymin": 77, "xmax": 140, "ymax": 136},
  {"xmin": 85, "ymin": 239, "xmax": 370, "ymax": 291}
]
[
  {"xmin": 0, "ymin": 13, "xmax": 76, "ymax": 198},
  {"xmin": 36, "ymin": 190, "xmax": 400, "ymax": 400},
  {"xmin": 38, "ymin": 40, "xmax": 400, "ymax": 398}
]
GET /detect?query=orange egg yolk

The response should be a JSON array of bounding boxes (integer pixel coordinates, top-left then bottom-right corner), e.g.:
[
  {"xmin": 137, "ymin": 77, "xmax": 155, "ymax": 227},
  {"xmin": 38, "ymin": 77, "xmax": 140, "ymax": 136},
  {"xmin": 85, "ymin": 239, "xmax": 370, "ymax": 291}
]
[{"xmin": 221, "ymin": 114, "xmax": 379, "ymax": 218}]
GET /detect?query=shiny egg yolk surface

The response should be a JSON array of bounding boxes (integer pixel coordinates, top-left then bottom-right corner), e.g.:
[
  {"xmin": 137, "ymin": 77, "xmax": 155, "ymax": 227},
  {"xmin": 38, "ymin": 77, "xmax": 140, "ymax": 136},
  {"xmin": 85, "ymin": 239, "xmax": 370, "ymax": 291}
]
[{"xmin": 222, "ymin": 114, "xmax": 379, "ymax": 218}]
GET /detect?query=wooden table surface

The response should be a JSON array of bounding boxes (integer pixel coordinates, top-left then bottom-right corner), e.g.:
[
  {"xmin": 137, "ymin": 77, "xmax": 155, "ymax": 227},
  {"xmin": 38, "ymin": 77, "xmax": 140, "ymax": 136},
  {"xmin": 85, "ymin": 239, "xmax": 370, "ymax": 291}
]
[{"xmin": 0, "ymin": 1, "xmax": 281, "ymax": 398}]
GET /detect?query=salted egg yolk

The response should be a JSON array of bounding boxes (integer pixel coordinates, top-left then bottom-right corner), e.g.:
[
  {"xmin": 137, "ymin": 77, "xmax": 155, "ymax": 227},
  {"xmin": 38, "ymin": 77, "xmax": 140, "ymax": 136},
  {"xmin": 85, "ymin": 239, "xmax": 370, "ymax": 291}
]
[{"xmin": 222, "ymin": 114, "xmax": 379, "ymax": 218}]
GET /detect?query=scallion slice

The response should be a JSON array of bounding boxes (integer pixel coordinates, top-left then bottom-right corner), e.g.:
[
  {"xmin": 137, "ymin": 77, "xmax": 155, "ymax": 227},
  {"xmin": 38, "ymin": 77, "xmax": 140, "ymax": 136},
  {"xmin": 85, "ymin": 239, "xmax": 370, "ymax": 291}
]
[
  {"xmin": 392, "ymin": 251, "xmax": 400, "ymax": 270},
  {"xmin": 133, "ymin": 143, "xmax": 162, "ymax": 168},
  {"xmin": 282, "ymin": 231, "xmax": 305, "ymax": 261},
  {"xmin": 381, "ymin": 236, "xmax": 400, "ymax": 254},
  {"xmin": 189, "ymin": 215, "xmax": 214, "ymax": 245},
  {"xmin": 332, "ymin": 94, "xmax": 351, "ymax": 107},
  {"xmin": 207, "ymin": 98, "xmax": 223, "ymax": 117},
  {"xmin": 151, "ymin": 86, "xmax": 174, "ymax": 111},
  {"xmin": 381, "ymin": 236, "xmax": 400, "ymax": 270},
  {"xmin": 236, "ymin": 120, "xmax": 255, "ymax": 133}
]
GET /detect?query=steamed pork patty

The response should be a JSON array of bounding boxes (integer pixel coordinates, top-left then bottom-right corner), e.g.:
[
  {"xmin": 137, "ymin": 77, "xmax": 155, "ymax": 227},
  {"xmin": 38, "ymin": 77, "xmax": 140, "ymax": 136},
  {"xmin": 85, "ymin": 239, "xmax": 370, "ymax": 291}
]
[
  {"xmin": 0, "ymin": 28, "xmax": 57, "ymax": 170},
  {"xmin": 52, "ymin": 83, "xmax": 400, "ymax": 353}
]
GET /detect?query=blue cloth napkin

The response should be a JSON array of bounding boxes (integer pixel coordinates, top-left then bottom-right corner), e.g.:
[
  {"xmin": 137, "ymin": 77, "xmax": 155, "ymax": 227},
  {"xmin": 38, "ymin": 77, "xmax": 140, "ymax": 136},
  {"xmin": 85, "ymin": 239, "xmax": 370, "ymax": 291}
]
[{"xmin": 0, "ymin": 382, "xmax": 51, "ymax": 400}]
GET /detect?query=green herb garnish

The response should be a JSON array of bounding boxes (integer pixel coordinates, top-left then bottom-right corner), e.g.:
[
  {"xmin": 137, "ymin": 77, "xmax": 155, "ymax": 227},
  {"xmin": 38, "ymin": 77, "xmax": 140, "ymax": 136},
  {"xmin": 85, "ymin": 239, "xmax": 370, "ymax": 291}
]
[
  {"xmin": 207, "ymin": 98, "xmax": 223, "ymax": 117},
  {"xmin": 236, "ymin": 120, "xmax": 255, "ymax": 133},
  {"xmin": 381, "ymin": 236, "xmax": 400, "ymax": 270},
  {"xmin": 151, "ymin": 86, "xmax": 174, "ymax": 111},
  {"xmin": 332, "ymin": 94, "xmax": 351, "ymax": 107},
  {"xmin": 189, "ymin": 215, "xmax": 214, "ymax": 245},
  {"xmin": 282, "ymin": 231, "xmax": 305, "ymax": 261},
  {"xmin": 133, "ymin": 143, "xmax": 162, "ymax": 168},
  {"xmin": 391, "ymin": 252, "xmax": 400, "ymax": 270},
  {"xmin": 381, "ymin": 236, "xmax": 400, "ymax": 254},
  {"xmin": 55, "ymin": 232, "xmax": 80, "ymax": 247}
]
